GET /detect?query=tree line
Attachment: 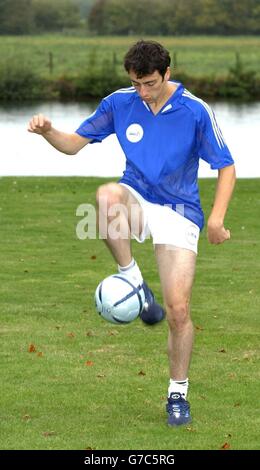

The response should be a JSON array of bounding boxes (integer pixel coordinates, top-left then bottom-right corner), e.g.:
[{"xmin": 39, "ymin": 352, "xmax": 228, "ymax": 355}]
[
  {"xmin": 0, "ymin": 0, "xmax": 92, "ymax": 34},
  {"xmin": 88, "ymin": 0, "xmax": 260, "ymax": 35},
  {"xmin": 0, "ymin": 0, "xmax": 259, "ymax": 35}
]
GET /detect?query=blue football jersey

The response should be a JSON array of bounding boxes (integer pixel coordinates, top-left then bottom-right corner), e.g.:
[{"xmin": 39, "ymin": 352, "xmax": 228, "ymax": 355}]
[{"xmin": 76, "ymin": 82, "xmax": 234, "ymax": 229}]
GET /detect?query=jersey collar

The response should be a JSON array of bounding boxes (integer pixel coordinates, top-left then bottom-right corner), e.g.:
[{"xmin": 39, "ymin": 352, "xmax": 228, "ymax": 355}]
[{"xmin": 141, "ymin": 81, "xmax": 184, "ymax": 115}]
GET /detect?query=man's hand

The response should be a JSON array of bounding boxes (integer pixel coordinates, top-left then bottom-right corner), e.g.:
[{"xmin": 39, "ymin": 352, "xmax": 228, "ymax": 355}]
[
  {"xmin": 27, "ymin": 113, "xmax": 91, "ymax": 155},
  {"xmin": 207, "ymin": 217, "xmax": 230, "ymax": 244},
  {"xmin": 28, "ymin": 113, "xmax": 52, "ymax": 135}
]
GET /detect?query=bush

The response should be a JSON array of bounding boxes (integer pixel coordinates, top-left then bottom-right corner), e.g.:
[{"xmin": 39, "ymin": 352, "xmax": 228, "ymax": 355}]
[{"xmin": 0, "ymin": 61, "xmax": 49, "ymax": 101}]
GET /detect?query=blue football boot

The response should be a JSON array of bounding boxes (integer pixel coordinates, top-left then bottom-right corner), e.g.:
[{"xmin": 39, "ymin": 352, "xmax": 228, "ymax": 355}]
[
  {"xmin": 140, "ymin": 281, "xmax": 165, "ymax": 325},
  {"xmin": 166, "ymin": 392, "xmax": 192, "ymax": 426}
]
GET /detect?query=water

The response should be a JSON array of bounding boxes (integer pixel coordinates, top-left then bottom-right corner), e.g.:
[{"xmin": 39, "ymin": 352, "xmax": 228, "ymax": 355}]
[{"xmin": 0, "ymin": 101, "xmax": 259, "ymax": 178}]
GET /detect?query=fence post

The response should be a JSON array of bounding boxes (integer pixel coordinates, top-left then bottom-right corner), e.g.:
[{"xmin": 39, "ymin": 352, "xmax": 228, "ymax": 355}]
[
  {"xmin": 48, "ymin": 52, "xmax": 53, "ymax": 75},
  {"xmin": 173, "ymin": 52, "xmax": 177, "ymax": 69}
]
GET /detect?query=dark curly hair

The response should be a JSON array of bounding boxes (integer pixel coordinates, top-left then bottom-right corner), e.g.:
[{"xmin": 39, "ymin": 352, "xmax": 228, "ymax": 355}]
[{"xmin": 124, "ymin": 40, "xmax": 171, "ymax": 79}]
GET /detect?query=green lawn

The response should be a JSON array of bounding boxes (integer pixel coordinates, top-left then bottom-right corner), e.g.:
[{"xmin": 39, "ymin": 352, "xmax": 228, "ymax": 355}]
[
  {"xmin": 0, "ymin": 177, "xmax": 259, "ymax": 450},
  {"xmin": 1, "ymin": 35, "xmax": 260, "ymax": 79}
]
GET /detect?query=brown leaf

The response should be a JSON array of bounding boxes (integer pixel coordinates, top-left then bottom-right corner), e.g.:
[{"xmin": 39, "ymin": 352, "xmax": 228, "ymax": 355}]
[
  {"xmin": 85, "ymin": 361, "xmax": 94, "ymax": 366},
  {"xmin": 234, "ymin": 402, "xmax": 241, "ymax": 407},
  {"xmin": 221, "ymin": 442, "xmax": 231, "ymax": 450},
  {"xmin": 138, "ymin": 370, "xmax": 146, "ymax": 376},
  {"xmin": 28, "ymin": 344, "xmax": 36, "ymax": 353},
  {"xmin": 218, "ymin": 348, "xmax": 226, "ymax": 353},
  {"xmin": 195, "ymin": 325, "xmax": 203, "ymax": 331},
  {"xmin": 228, "ymin": 373, "xmax": 236, "ymax": 379},
  {"xmin": 67, "ymin": 332, "xmax": 75, "ymax": 338},
  {"xmin": 91, "ymin": 255, "xmax": 97, "ymax": 260},
  {"xmin": 43, "ymin": 431, "xmax": 56, "ymax": 437},
  {"xmin": 86, "ymin": 331, "xmax": 94, "ymax": 337},
  {"xmin": 22, "ymin": 414, "xmax": 31, "ymax": 421}
]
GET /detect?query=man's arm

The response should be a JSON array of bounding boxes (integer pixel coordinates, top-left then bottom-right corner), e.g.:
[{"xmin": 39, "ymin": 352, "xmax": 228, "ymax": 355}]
[
  {"xmin": 27, "ymin": 113, "xmax": 91, "ymax": 155},
  {"xmin": 207, "ymin": 164, "xmax": 236, "ymax": 244}
]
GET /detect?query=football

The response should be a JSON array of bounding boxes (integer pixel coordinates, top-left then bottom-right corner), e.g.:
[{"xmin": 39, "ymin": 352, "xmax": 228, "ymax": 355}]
[{"xmin": 94, "ymin": 274, "xmax": 145, "ymax": 324}]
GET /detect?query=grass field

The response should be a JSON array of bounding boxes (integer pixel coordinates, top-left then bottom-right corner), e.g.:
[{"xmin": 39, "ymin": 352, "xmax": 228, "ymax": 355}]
[
  {"xmin": 1, "ymin": 35, "xmax": 260, "ymax": 79},
  {"xmin": 0, "ymin": 176, "xmax": 259, "ymax": 450}
]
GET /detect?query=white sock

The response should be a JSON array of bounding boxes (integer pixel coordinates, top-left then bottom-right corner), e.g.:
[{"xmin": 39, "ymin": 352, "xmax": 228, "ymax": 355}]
[
  {"xmin": 118, "ymin": 258, "xmax": 143, "ymax": 286},
  {"xmin": 168, "ymin": 378, "xmax": 189, "ymax": 399}
]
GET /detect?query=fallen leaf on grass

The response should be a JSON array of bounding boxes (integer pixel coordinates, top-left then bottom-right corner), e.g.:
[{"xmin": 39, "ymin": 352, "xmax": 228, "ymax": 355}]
[
  {"xmin": 86, "ymin": 331, "xmax": 94, "ymax": 337},
  {"xmin": 22, "ymin": 415, "xmax": 31, "ymax": 421},
  {"xmin": 28, "ymin": 344, "xmax": 36, "ymax": 353},
  {"xmin": 243, "ymin": 351, "xmax": 255, "ymax": 360},
  {"xmin": 108, "ymin": 330, "xmax": 119, "ymax": 336},
  {"xmin": 186, "ymin": 426, "xmax": 196, "ymax": 432},
  {"xmin": 195, "ymin": 325, "xmax": 203, "ymax": 331},
  {"xmin": 218, "ymin": 348, "xmax": 226, "ymax": 353},
  {"xmin": 234, "ymin": 402, "xmax": 241, "ymax": 407},
  {"xmin": 220, "ymin": 442, "xmax": 231, "ymax": 450},
  {"xmin": 43, "ymin": 431, "xmax": 56, "ymax": 437},
  {"xmin": 85, "ymin": 361, "xmax": 94, "ymax": 366},
  {"xmin": 138, "ymin": 370, "xmax": 146, "ymax": 376},
  {"xmin": 90, "ymin": 255, "xmax": 97, "ymax": 260},
  {"xmin": 67, "ymin": 332, "xmax": 75, "ymax": 338},
  {"xmin": 228, "ymin": 373, "xmax": 236, "ymax": 379}
]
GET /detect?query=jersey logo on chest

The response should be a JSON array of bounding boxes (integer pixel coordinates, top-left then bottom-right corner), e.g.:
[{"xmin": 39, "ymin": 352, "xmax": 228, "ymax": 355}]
[{"xmin": 126, "ymin": 124, "xmax": 144, "ymax": 143}]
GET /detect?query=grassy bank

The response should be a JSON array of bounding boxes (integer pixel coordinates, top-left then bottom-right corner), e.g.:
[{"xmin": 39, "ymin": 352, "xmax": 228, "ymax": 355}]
[
  {"xmin": 0, "ymin": 177, "xmax": 259, "ymax": 450},
  {"xmin": 1, "ymin": 35, "xmax": 260, "ymax": 100}
]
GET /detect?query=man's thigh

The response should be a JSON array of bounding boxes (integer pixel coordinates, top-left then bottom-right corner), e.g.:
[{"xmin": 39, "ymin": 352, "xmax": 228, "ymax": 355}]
[
  {"xmin": 119, "ymin": 184, "xmax": 144, "ymax": 239},
  {"xmin": 155, "ymin": 245, "xmax": 197, "ymax": 304}
]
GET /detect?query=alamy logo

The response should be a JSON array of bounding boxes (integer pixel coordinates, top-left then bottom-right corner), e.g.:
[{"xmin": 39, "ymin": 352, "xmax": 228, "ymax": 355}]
[{"xmin": 126, "ymin": 123, "xmax": 144, "ymax": 143}]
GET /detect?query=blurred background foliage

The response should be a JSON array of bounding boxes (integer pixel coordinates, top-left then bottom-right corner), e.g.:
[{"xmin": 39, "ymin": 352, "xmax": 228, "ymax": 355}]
[{"xmin": 0, "ymin": 0, "xmax": 260, "ymax": 36}]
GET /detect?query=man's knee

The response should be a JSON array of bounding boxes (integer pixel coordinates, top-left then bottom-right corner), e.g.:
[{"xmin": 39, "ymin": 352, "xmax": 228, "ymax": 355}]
[
  {"xmin": 96, "ymin": 183, "xmax": 124, "ymax": 209},
  {"xmin": 166, "ymin": 300, "xmax": 191, "ymax": 331}
]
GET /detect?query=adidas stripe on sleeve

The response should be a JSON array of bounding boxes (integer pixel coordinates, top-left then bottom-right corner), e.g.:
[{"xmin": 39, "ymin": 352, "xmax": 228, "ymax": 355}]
[{"xmin": 183, "ymin": 90, "xmax": 234, "ymax": 169}]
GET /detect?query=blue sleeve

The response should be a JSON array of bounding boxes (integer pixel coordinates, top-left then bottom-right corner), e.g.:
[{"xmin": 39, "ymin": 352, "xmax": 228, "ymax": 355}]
[
  {"xmin": 198, "ymin": 104, "xmax": 234, "ymax": 169},
  {"xmin": 75, "ymin": 97, "xmax": 114, "ymax": 143}
]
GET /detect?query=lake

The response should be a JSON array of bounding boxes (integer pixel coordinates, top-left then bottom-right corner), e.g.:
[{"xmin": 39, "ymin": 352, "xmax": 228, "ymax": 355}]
[{"xmin": 0, "ymin": 101, "xmax": 259, "ymax": 178}]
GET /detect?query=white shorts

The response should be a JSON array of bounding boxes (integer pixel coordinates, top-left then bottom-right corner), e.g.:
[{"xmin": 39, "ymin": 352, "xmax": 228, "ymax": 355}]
[{"xmin": 120, "ymin": 183, "xmax": 200, "ymax": 254}]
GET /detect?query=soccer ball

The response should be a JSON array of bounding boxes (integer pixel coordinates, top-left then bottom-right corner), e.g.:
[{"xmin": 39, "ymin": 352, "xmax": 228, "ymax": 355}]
[{"xmin": 94, "ymin": 274, "xmax": 145, "ymax": 324}]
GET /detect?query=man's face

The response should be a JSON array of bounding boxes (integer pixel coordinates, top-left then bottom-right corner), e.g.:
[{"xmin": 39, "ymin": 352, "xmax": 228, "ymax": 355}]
[{"xmin": 129, "ymin": 69, "xmax": 170, "ymax": 104}]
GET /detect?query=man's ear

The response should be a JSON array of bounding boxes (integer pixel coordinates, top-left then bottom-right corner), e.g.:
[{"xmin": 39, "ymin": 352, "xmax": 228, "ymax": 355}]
[{"xmin": 164, "ymin": 67, "xmax": 171, "ymax": 81}]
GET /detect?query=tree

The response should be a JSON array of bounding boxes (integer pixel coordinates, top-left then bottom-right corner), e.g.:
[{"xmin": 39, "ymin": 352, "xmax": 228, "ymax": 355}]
[
  {"xmin": 0, "ymin": 0, "xmax": 34, "ymax": 34},
  {"xmin": 88, "ymin": 0, "xmax": 260, "ymax": 36},
  {"xmin": 32, "ymin": 0, "xmax": 81, "ymax": 32}
]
